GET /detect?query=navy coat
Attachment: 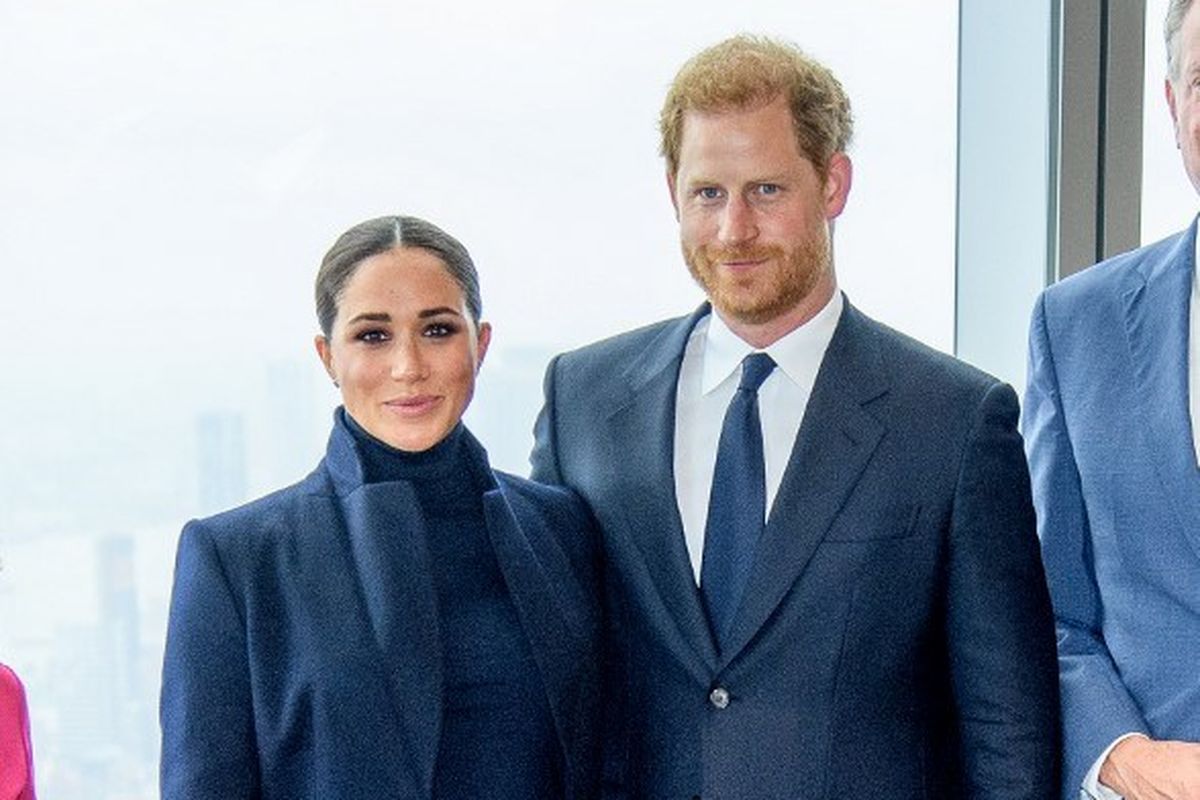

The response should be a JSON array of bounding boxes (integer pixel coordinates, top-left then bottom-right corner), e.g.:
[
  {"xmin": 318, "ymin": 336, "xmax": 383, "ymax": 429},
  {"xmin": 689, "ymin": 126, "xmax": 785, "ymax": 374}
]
[
  {"xmin": 1024, "ymin": 221, "xmax": 1200, "ymax": 797},
  {"xmin": 161, "ymin": 415, "xmax": 602, "ymax": 799},
  {"xmin": 532, "ymin": 299, "xmax": 1060, "ymax": 799}
]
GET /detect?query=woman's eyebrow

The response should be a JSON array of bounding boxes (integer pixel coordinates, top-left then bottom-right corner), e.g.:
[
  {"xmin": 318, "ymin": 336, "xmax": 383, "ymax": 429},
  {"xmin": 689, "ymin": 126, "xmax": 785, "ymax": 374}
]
[
  {"xmin": 345, "ymin": 311, "xmax": 391, "ymax": 324},
  {"xmin": 418, "ymin": 307, "xmax": 462, "ymax": 319}
]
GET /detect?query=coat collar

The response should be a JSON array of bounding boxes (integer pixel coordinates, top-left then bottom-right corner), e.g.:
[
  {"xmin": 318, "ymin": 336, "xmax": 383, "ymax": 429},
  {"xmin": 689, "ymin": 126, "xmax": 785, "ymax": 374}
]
[
  {"xmin": 603, "ymin": 305, "xmax": 721, "ymax": 677},
  {"xmin": 1120, "ymin": 220, "xmax": 1200, "ymax": 545},
  {"xmin": 319, "ymin": 410, "xmax": 585, "ymax": 791},
  {"xmin": 615, "ymin": 304, "xmax": 714, "ymax": 403},
  {"xmin": 324, "ymin": 413, "xmax": 443, "ymax": 795},
  {"xmin": 323, "ymin": 408, "xmax": 500, "ymax": 497}
]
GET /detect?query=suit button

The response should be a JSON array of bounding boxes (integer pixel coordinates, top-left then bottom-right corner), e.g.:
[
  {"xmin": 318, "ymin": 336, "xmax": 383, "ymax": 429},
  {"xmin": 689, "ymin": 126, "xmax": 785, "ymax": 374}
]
[{"xmin": 709, "ymin": 686, "xmax": 730, "ymax": 709}]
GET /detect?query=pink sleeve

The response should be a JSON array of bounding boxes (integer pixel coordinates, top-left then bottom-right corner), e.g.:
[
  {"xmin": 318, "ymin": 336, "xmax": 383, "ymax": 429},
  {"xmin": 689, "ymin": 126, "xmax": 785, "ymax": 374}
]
[{"xmin": 0, "ymin": 664, "xmax": 35, "ymax": 800}]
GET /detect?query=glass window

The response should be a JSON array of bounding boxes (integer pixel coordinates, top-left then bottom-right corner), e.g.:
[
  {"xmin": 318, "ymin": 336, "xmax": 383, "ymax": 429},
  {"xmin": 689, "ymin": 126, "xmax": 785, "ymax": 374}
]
[
  {"xmin": 0, "ymin": 2, "xmax": 957, "ymax": 794},
  {"xmin": 1144, "ymin": 0, "xmax": 1198, "ymax": 241}
]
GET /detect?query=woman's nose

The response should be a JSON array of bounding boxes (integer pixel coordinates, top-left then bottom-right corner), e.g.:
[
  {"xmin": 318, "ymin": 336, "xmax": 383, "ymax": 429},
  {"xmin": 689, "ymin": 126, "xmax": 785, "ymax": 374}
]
[{"xmin": 389, "ymin": 337, "xmax": 428, "ymax": 381}]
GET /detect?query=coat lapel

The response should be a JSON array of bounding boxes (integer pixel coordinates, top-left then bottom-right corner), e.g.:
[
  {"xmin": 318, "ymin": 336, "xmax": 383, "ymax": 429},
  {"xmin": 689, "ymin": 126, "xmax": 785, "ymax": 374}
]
[
  {"xmin": 1121, "ymin": 221, "xmax": 1200, "ymax": 547},
  {"xmin": 325, "ymin": 419, "xmax": 444, "ymax": 796},
  {"xmin": 604, "ymin": 307, "xmax": 720, "ymax": 676},
  {"xmin": 721, "ymin": 301, "xmax": 888, "ymax": 663},
  {"xmin": 481, "ymin": 482, "xmax": 591, "ymax": 794}
]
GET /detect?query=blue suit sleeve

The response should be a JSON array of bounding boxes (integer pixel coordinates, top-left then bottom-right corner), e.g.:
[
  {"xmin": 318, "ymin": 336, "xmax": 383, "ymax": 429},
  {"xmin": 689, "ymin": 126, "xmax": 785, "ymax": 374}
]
[
  {"xmin": 160, "ymin": 522, "xmax": 260, "ymax": 800},
  {"xmin": 1022, "ymin": 292, "xmax": 1149, "ymax": 795},
  {"xmin": 529, "ymin": 353, "xmax": 630, "ymax": 798},
  {"xmin": 946, "ymin": 379, "xmax": 1061, "ymax": 798},
  {"xmin": 531, "ymin": 354, "xmax": 564, "ymax": 485}
]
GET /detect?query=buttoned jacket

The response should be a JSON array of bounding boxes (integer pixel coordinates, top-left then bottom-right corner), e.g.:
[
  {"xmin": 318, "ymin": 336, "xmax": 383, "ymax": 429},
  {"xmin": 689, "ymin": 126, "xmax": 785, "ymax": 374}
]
[{"xmin": 533, "ymin": 298, "xmax": 1059, "ymax": 799}]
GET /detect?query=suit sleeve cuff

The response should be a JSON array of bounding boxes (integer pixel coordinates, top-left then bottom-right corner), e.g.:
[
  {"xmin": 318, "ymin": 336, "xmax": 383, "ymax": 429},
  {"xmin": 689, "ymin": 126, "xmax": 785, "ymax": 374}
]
[{"xmin": 1082, "ymin": 733, "xmax": 1149, "ymax": 799}]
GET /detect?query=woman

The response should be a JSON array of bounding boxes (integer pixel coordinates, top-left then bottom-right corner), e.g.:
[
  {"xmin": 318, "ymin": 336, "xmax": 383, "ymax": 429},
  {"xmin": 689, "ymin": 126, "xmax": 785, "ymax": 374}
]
[
  {"xmin": 161, "ymin": 216, "xmax": 602, "ymax": 799},
  {"xmin": 0, "ymin": 663, "xmax": 35, "ymax": 800}
]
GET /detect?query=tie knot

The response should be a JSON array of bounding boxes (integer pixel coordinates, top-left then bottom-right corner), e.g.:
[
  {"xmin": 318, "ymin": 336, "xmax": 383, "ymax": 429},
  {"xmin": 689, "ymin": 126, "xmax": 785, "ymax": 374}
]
[{"xmin": 738, "ymin": 352, "xmax": 776, "ymax": 393}]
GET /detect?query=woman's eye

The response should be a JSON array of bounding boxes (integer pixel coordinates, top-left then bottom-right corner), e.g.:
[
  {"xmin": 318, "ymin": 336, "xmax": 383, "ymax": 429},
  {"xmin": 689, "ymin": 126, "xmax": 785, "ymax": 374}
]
[
  {"xmin": 423, "ymin": 322, "xmax": 458, "ymax": 338},
  {"xmin": 356, "ymin": 329, "xmax": 389, "ymax": 344}
]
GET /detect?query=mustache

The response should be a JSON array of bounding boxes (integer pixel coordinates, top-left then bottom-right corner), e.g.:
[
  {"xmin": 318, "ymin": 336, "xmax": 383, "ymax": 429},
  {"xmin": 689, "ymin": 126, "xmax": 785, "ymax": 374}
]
[{"xmin": 694, "ymin": 244, "xmax": 785, "ymax": 263}]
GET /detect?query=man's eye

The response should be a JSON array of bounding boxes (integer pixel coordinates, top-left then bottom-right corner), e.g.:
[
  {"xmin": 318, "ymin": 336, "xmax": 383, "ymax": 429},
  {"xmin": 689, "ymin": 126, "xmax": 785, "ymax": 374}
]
[
  {"xmin": 696, "ymin": 187, "xmax": 723, "ymax": 201},
  {"xmin": 756, "ymin": 183, "xmax": 781, "ymax": 196}
]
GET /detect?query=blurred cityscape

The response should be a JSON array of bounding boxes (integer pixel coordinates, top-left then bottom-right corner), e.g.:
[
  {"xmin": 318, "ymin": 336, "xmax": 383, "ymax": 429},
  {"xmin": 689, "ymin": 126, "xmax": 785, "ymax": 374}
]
[
  {"xmin": 0, "ymin": 347, "xmax": 551, "ymax": 798},
  {"xmin": 0, "ymin": 5, "xmax": 969, "ymax": 797}
]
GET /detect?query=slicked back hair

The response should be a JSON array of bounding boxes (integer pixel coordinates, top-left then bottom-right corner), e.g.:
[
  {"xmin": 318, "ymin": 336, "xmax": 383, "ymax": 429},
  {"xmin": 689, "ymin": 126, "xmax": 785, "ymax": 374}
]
[{"xmin": 315, "ymin": 215, "xmax": 482, "ymax": 338}]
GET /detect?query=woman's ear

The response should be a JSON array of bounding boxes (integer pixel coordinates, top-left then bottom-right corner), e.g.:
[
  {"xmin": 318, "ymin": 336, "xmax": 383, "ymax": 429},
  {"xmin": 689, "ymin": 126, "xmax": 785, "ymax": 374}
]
[
  {"xmin": 474, "ymin": 322, "xmax": 493, "ymax": 372},
  {"xmin": 314, "ymin": 335, "xmax": 338, "ymax": 386}
]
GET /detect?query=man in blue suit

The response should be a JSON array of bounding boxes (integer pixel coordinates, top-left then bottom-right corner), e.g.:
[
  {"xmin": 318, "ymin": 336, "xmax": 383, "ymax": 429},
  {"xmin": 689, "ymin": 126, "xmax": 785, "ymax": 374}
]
[
  {"xmin": 532, "ymin": 35, "xmax": 1059, "ymax": 798},
  {"xmin": 1024, "ymin": 2, "xmax": 1200, "ymax": 798}
]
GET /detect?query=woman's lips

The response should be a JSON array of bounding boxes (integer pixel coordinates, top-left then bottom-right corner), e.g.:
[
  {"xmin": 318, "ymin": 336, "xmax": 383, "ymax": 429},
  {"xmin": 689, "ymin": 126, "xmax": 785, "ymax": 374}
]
[{"xmin": 383, "ymin": 395, "xmax": 442, "ymax": 416}]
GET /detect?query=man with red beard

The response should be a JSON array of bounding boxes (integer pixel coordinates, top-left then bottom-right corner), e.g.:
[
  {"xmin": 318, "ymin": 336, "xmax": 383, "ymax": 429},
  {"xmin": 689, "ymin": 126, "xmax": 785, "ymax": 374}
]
[{"xmin": 532, "ymin": 35, "xmax": 1058, "ymax": 799}]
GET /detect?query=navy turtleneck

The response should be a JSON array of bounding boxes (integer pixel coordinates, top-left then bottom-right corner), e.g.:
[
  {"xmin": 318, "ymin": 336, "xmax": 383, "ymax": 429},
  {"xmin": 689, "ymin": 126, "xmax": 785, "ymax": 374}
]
[{"xmin": 342, "ymin": 413, "xmax": 563, "ymax": 798}]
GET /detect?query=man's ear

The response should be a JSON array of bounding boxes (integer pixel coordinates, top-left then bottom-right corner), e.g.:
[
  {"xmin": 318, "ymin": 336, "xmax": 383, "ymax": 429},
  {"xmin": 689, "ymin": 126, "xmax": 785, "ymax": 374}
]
[
  {"xmin": 667, "ymin": 169, "xmax": 681, "ymax": 221},
  {"xmin": 823, "ymin": 152, "xmax": 853, "ymax": 220},
  {"xmin": 1167, "ymin": 77, "xmax": 1183, "ymax": 147}
]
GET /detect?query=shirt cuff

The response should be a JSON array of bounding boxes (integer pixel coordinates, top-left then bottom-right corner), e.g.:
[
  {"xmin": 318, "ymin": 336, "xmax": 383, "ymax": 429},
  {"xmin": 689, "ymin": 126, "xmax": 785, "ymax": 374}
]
[{"xmin": 1082, "ymin": 733, "xmax": 1150, "ymax": 800}]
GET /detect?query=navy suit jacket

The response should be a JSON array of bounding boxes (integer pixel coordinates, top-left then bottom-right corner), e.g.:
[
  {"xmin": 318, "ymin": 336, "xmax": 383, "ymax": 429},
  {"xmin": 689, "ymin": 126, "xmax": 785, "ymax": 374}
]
[
  {"xmin": 161, "ymin": 415, "xmax": 602, "ymax": 799},
  {"xmin": 532, "ymin": 298, "xmax": 1059, "ymax": 799},
  {"xmin": 1024, "ymin": 222, "xmax": 1200, "ymax": 798}
]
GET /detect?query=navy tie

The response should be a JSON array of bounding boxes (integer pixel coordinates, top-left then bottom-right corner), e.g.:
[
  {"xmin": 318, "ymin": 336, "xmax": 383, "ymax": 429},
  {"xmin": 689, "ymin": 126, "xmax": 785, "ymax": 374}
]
[{"xmin": 701, "ymin": 352, "xmax": 776, "ymax": 649}]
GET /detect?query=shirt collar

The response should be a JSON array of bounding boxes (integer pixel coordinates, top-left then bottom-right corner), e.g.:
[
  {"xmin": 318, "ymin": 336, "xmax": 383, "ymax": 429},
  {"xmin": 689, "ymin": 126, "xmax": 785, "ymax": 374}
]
[
  {"xmin": 700, "ymin": 290, "xmax": 844, "ymax": 394},
  {"xmin": 1194, "ymin": 216, "xmax": 1199, "ymax": 294}
]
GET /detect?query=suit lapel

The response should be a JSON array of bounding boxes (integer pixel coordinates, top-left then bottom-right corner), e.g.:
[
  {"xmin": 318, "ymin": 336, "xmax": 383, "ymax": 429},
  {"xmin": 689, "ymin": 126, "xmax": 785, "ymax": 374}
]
[
  {"xmin": 1121, "ymin": 222, "xmax": 1200, "ymax": 546},
  {"xmin": 481, "ymin": 485, "xmax": 588, "ymax": 786},
  {"xmin": 605, "ymin": 307, "xmax": 720, "ymax": 675},
  {"xmin": 721, "ymin": 302, "xmax": 888, "ymax": 663},
  {"xmin": 325, "ymin": 420, "xmax": 443, "ymax": 796}
]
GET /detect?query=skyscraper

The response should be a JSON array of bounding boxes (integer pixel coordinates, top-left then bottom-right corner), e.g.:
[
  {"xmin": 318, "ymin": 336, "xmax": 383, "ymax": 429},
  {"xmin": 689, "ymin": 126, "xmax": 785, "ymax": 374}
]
[{"xmin": 195, "ymin": 411, "xmax": 247, "ymax": 515}]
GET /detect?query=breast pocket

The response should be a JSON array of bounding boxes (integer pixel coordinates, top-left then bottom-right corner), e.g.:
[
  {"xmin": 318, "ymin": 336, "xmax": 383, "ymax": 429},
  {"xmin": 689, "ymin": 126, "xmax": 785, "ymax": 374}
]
[{"xmin": 822, "ymin": 503, "xmax": 923, "ymax": 542}]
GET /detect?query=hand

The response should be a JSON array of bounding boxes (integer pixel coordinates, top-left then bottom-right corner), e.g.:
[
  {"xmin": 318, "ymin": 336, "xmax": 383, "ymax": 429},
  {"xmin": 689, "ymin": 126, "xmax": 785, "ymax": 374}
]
[{"xmin": 1099, "ymin": 737, "xmax": 1200, "ymax": 799}]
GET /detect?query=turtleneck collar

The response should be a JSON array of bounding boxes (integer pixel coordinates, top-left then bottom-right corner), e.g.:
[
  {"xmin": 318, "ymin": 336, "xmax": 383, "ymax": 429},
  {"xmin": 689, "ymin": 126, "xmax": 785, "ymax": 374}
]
[{"xmin": 341, "ymin": 409, "xmax": 467, "ymax": 484}]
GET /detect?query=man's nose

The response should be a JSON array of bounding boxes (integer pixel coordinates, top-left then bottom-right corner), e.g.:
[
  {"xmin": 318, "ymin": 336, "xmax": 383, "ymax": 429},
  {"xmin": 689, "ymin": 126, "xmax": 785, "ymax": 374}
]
[{"xmin": 717, "ymin": 196, "xmax": 757, "ymax": 245}]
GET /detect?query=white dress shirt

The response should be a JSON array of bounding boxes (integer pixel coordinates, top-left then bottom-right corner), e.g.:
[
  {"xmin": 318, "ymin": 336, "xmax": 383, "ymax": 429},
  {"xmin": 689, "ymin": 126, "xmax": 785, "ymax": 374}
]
[
  {"xmin": 1191, "ymin": 227, "xmax": 1200, "ymax": 464},
  {"xmin": 673, "ymin": 291, "xmax": 843, "ymax": 583},
  {"xmin": 1082, "ymin": 226, "xmax": 1200, "ymax": 800}
]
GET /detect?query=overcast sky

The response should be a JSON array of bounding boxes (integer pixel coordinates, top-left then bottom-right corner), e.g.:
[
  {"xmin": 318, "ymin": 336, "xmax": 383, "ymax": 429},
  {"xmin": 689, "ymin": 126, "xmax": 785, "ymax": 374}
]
[{"xmin": 0, "ymin": 1, "xmax": 959, "ymax": 375}]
